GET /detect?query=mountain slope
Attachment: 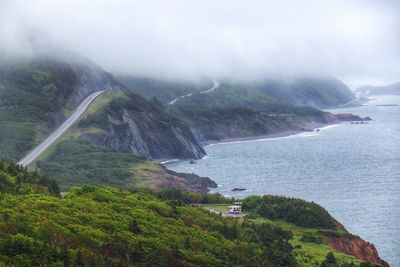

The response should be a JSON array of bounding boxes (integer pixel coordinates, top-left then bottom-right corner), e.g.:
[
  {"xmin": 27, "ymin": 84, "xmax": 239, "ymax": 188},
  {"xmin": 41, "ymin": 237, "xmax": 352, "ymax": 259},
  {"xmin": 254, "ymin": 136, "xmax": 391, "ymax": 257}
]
[
  {"xmin": 31, "ymin": 91, "xmax": 212, "ymax": 191},
  {"xmin": 118, "ymin": 76, "xmax": 365, "ymax": 141},
  {"xmin": 118, "ymin": 76, "xmax": 356, "ymax": 109},
  {"xmin": 168, "ymin": 83, "xmax": 366, "ymax": 141},
  {"xmin": 34, "ymin": 138, "xmax": 215, "ymax": 192},
  {"xmin": 0, "ymin": 57, "xmax": 120, "ymax": 161},
  {"xmin": 0, "ymin": 57, "xmax": 206, "ymax": 162},
  {"xmin": 78, "ymin": 91, "xmax": 205, "ymax": 160},
  {"xmin": 116, "ymin": 75, "xmax": 212, "ymax": 103},
  {"xmin": 253, "ymin": 77, "xmax": 356, "ymax": 108},
  {"xmin": 0, "ymin": 57, "xmax": 212, "ymax": 192}
]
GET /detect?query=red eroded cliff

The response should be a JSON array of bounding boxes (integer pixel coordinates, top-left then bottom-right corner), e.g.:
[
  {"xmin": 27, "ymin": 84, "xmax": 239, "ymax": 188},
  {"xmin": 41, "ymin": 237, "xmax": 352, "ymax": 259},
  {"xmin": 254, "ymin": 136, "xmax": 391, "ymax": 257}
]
[{"xmin": 328, "ymin": 235, "xmax": 389, "ymax": 267}]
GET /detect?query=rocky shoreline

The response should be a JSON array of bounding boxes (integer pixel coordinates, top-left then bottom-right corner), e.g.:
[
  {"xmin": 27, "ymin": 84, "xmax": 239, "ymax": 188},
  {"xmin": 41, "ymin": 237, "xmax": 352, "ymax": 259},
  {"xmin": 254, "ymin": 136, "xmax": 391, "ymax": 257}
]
[
  {"xmin": 151, "ymin": 165, "xmax": 217, "ymax": 194},
  {"xmin": 205, "ymin": 113, "xmax": 371, "ymax": 145}
]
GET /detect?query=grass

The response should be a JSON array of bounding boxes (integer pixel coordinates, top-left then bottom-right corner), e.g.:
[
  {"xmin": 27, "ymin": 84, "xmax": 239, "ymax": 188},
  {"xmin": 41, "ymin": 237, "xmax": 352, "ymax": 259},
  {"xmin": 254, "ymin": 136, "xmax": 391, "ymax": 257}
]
[
  {"xmin": 30, "ymin": 92, "xmax": 125, "ymax": 165},
  {"xmin": 30, "ymin": 91, "xmax": 170, "ymax": 190},
  {"xmin": 249, "ymin": 217, "xmax": 363, "ymax": 266},
  {"xmin": 202, "ymin": 203, "xmax": 232, "ymax": 212},
  {"xmin": 34, "ymin": 138, "xmax": 148, "ymax": 190},
  {"xmin": 196, "ymin": 204, "xmax": 365, "ymax": 266},
  {"xmin": 79, "ymin": 91, "xmax": 127, "ymax": 120}
]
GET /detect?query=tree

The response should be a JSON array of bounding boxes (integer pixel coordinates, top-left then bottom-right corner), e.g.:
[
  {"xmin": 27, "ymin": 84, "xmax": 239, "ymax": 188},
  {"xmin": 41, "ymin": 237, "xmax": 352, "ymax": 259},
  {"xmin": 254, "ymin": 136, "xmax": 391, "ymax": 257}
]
[
  {"xmin": 128, "ymin": 219, "xmax": 141, "ymax": 234},
  {"xmin": 49, "ymin": 179, "xmax": 61, "ymax": 196},
  {"xmin": 320, "ymin": 252, "xmax": 338, "ymax": 267}
]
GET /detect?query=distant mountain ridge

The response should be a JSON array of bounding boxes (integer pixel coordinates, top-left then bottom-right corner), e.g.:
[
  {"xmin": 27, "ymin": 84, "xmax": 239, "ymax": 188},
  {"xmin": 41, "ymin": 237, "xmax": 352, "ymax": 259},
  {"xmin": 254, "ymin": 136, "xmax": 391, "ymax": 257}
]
[
  {"xmin": 118, "ymin": 76, "xmax": 356, "ymax": 109},
  {"xmin": 356, "ymin": 82, "xmax": 400, "ymax": 95},
  {"xmin": 253, "ymin": 77, "xmax": 356, "ymax": 108},
  {"xmin": 119, "ymin": 76, "xmax": 366, "ymax": 141}
]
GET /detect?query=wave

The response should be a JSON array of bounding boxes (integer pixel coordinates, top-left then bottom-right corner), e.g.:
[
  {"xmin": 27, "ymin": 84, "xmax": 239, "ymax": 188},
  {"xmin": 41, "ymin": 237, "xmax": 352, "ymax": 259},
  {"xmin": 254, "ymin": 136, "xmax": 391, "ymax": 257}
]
[
  {"xmin": 159, "ymin": 159, "xmax": 180, "ymax": 164},
  {"xmin": 207, "ymin": 124, "xmax": 342, "ymax": 147}
]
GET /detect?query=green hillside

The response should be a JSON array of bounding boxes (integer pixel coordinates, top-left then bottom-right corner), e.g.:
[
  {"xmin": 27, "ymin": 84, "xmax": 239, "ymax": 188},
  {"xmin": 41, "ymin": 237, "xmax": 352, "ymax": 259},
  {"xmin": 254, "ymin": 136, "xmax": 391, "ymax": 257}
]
[
  {"xmin": 0, "ymin": 57, "xmax": 119, "ymax": 162},
  {"xmin": 31, "ymin": 91, "xmax": 211, "ymax": 191},
  {"xmin": 0, "ymin": 161, "xmax": 375, "ymax": 267},
  {"xmin": 116, "ymin": 76, "xmax": 212, "ymax": 103},
  {"xmin": 0, "ymin": 60, "xmax": 77, "ymax": 161},
  {"xmin": 169, "ymin": 84, "xmax": 331, "ymax": 140}
]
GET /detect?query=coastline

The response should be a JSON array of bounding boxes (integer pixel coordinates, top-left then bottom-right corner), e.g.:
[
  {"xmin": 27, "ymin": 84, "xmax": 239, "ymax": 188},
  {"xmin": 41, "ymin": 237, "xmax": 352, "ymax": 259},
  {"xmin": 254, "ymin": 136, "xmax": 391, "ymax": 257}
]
[
  {"xmin": 158, "ymin": 122, "xmax": 341, "ymax": 162},
  {"xmin": 205, "ymin": 122, "xmax": 336, "ymax": 146}
]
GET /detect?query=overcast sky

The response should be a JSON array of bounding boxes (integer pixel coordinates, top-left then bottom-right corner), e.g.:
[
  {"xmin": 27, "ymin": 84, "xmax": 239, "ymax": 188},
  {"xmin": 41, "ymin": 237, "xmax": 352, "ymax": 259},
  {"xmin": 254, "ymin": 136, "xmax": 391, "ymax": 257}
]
[{"xmin": 0, "ymin": 0, "xmax": 399, "ymax": 87}]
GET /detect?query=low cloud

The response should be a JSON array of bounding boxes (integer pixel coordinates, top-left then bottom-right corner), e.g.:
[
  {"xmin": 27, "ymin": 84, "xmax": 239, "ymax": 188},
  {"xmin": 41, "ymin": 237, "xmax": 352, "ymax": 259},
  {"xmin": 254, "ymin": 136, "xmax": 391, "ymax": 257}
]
[{"xmin": 1, "ymin": 0, "xmax": 399, "ymax": 86}]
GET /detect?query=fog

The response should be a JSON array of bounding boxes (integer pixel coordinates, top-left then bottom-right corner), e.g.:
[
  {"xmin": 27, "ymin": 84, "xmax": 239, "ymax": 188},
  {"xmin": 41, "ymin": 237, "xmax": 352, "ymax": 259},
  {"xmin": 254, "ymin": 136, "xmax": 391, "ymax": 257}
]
[{"xmin": 1, "ymin": 0, "xmax": 399, "ymax": 86}]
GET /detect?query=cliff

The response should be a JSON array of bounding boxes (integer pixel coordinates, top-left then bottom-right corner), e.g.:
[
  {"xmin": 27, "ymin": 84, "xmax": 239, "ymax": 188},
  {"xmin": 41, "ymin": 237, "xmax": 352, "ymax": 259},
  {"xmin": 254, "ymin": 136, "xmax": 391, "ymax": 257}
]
[
  {"xmin": 328, "ymin": 234, "xmax": 389, "ymax": 267},
  {"xmin": 176, "ymin": 106, "xmax": 371, "ymax": 141},
  {"xmin": 242, "ymin": 195, "xmax": 389, "ymax": 266},
  {"xmin": 154, "ymin": 166, "xmax": 217, "ymax": 193},
  {"xmin": 78, "ymin": 92, "xmax": 206, "ymax": 160}
]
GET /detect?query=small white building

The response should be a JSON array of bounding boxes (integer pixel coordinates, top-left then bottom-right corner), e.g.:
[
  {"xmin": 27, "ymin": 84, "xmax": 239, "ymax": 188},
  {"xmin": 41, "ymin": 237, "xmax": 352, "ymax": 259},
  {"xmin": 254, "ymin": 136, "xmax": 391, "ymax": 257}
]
[{"xmin": 229, "ymin": 203, "xmax": 242, "ymax": 214}]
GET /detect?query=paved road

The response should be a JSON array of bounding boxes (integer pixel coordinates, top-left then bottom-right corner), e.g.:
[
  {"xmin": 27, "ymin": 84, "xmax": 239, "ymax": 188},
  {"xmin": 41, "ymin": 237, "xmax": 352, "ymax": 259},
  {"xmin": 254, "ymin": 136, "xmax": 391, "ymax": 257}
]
[
  {"xmin": 168, "ymin": 79, "xmax": 219, "ymax": 105},
  {"xmin": 19, "ymin": 91, "xmax": 106, "ymax": 166}
]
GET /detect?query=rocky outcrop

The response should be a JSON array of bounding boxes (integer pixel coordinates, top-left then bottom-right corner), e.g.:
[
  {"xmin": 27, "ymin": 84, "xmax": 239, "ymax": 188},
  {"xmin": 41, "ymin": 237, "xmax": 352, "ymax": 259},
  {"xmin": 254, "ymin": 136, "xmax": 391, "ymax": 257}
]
[
  {"xmin": 80, "ymin": 93, "xmax": 207, "ymax": 160},
  {"xmin": 330, "ymin": 113, "xmax": 372, "ymax": 122},
  {"xmin": 327, "ymin": 234, "xmax": 389, "ymax": 267},
  {"xmin": 158, "ymin": 166, "xmax": 217, "ymax": 193},
  {"xmin": 102, "ymin": 109, "xmax": 206, "ymax": 159}
]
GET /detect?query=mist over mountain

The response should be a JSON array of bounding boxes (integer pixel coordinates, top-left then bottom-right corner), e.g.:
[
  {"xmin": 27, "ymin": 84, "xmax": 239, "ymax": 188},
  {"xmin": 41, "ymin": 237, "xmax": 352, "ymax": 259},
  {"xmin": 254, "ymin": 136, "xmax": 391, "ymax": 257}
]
[
  {"xmin": 1, "ymin": 0, "xmax": 399, "ymax": 85},
  {"xmin": 356, "ymin": 82, "xmax": 400, "ymax": 95},
  {"xmin": 0, "ymin": 2, "xmax": 397, "ymax": 266}
]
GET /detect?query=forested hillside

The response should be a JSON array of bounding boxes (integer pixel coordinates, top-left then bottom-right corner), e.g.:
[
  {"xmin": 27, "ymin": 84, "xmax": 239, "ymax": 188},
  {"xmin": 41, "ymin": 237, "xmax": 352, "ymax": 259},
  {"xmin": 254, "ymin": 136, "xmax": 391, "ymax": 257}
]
[
  {"xmin": 0, "ymin": 160, "xmax": 384, "ymax": 267},
  {"xmin": 0, "ymin": 57, "xmax": 119, "ymax": 161},
  {"xmin": 118, "ymin": 76, "xmax": 356, "ymax": 109}
]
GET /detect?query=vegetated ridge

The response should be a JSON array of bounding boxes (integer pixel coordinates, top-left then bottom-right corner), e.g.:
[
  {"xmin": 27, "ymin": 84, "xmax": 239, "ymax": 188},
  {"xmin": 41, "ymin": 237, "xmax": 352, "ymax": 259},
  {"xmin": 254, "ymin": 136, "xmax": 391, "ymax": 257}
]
[{"xmin": 0, "ymin": 161, "xmax": 389, "ymax": 267}]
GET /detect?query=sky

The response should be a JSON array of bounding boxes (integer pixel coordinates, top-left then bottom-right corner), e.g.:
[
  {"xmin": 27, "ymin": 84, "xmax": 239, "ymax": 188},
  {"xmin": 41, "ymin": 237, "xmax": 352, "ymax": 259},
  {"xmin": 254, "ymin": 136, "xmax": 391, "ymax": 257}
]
[{"xmin": 0, "ymin": 0, "xmax": 399, "ymax": 87}]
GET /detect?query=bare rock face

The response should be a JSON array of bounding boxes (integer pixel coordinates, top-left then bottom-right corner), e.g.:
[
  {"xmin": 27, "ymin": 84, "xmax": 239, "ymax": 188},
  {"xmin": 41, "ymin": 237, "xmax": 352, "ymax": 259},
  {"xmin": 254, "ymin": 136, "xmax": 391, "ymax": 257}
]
[
  {"xmin": 154, "ymin": 166, "xmax": 217, "ymax": 193},
  {"xmin": 110, "ymin": 109, "xmax": 206, "ymax": 159},
  {"xmin": 83, "ymin": 107, "xmax": 206, "ymax": 160},
  {"xmin": 327, "ymin": 235, "xmax": 389, "ymax": 267}
]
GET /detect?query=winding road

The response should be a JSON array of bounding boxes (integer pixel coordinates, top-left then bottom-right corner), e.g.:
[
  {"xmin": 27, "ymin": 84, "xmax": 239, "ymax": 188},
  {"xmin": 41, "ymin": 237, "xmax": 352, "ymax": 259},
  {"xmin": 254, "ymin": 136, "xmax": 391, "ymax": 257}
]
[
  {"xmin": 19, "ymin": 80, "xmax": 219, "ymax": 166},
  {"xmin": 19, "ymin": 91, "xmax": 106, "ymax": 166},
  {"xmin": 168, "ymin": 79, "xmax": 219, "ymax": 105}
]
